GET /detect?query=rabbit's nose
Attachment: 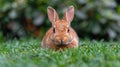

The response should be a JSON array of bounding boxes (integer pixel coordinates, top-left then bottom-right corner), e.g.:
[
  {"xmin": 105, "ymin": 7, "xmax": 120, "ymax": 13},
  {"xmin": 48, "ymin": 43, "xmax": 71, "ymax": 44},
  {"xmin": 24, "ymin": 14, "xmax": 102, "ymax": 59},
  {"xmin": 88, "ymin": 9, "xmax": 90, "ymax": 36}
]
[
  {"xmin": 58, "ymin": 40, "xmax": 63, "ymax": 45},
  {"xmin": 61, "ymin": 40, "xmax": 67, "ymax": 45}
]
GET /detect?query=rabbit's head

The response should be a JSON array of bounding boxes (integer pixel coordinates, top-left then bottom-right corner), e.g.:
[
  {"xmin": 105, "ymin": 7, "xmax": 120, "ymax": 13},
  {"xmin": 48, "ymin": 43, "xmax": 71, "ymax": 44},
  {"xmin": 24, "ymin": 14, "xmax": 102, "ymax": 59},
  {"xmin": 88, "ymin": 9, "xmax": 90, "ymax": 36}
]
[{"xmin": 47, "ymin": 6, "xmax": 75, "ymax": 45}]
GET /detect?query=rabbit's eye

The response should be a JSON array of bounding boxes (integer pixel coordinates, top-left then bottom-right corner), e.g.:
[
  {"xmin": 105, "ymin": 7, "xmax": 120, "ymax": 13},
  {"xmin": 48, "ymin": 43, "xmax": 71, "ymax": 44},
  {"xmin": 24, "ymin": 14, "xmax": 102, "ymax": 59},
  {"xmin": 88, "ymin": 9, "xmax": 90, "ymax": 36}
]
[
  {"xmin": 53, "ymin": 28, "xmax": 55, "ymax": 33},
  {"xmin": 67, "ymin": 28, "xmax": 70, "ymax": 33}
]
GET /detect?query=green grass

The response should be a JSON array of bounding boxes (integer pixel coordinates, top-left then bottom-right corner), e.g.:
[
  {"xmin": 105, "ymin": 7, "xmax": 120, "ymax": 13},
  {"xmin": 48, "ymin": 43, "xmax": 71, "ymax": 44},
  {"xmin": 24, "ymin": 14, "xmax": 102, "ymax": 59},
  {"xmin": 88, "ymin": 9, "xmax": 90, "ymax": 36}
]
[{"xmin": 0, "ymin": 38, "xmax": 120, "ymax": 67}]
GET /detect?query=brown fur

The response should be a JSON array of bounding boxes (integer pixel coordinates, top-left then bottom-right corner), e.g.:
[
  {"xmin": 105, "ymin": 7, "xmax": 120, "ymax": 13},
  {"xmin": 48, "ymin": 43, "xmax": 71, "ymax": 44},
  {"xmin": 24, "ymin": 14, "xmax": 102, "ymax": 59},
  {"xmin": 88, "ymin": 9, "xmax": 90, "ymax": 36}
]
[{"xmin": 41, "ymin": 6, "xmax": 79, "ymax": 50}]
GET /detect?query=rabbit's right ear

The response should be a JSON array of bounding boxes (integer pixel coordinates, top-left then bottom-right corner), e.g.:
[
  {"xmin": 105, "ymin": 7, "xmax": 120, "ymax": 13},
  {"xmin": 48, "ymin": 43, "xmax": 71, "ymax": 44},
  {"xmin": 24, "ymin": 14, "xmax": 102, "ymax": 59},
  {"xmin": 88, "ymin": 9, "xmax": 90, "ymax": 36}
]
[
  {"xmin": 63, "ymin": 6, "xmax": 74, "ymax": 24},
  {"xmin": 47, "ymin": 6, "xmax": 59, "ymax": 24}
]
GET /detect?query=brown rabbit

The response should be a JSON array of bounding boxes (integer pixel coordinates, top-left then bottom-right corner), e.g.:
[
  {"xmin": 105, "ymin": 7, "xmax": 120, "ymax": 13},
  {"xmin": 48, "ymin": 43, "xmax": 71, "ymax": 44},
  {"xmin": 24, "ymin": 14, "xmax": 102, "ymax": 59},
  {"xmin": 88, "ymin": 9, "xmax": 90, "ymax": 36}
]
[{"xmin": 41, "ymin": 6, "xmax": 79, "ymax": 50}]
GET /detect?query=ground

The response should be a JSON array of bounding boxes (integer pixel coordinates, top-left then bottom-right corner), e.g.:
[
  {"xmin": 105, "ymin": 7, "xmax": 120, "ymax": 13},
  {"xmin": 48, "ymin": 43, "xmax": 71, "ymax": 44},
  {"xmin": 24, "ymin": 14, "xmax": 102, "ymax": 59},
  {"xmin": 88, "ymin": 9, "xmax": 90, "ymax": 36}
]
[{"xmin": 0, "ymin": 38, "xmax": 120, "ymax": 67}]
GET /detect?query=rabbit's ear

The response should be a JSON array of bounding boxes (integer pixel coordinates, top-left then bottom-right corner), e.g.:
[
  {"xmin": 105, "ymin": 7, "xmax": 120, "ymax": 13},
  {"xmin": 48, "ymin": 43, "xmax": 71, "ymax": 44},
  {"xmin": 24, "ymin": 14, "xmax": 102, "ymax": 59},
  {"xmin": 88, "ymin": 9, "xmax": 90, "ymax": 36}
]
[
  {"xmin": 47, "ymin": 6, "xmax": 59, "ymax": 23},
  {"xmin": 63, "ymin": 6, "xmax": 74, "ymax": 24}
]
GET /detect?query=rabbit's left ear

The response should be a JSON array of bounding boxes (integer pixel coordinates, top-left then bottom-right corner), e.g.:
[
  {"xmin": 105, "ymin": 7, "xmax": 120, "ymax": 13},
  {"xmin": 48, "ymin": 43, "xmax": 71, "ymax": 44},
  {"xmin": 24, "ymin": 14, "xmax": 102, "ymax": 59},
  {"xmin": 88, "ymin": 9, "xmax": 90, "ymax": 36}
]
[
  {"xmin": 63, "ymin": 6, "xmax": 74, "ymax": 24},
  {"xmin": 47, "ymin": 6, "xmax": 59, "ymax": 24}
]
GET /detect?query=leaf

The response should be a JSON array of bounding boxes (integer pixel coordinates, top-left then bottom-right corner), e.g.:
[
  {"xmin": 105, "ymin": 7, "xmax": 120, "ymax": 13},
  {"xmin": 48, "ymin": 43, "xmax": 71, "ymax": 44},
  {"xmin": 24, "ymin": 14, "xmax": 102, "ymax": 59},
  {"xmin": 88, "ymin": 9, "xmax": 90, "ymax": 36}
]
[
  {"xmin": 107, "ymin": 28, "xmax": 116, "ymax": 39},
  {"xmin": 78, "ymin": 0, "xmax": 87, "ymax": 4},
  {"xmin": 8, "ymin": 10, "xmax": 17, "ymax": 19},
  {"xmin": 33, "ymin": 11, "xmax": 45, "ymax": 26},
  {"xmin": 92, "ymin": 24, "xmax": 101, "ymax": 34},
  {"xmin": 103, "ymin": 0, "xmax": 117, "ymax": 8},
  {"xmin": 75, "ymin": 10, "xmax": 87, "ymax": 19},
  {"xmin": 100, "ymin": 9, "xmax": 120, "ymax": 21}
]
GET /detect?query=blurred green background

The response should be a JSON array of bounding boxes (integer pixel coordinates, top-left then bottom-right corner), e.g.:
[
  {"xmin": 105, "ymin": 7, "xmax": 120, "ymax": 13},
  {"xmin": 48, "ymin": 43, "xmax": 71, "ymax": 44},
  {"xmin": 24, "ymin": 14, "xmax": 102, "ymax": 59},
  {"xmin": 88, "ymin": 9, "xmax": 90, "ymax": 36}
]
[{"xmin": 0, "ymin": 0, "xmax": 120, "ymax": 41}]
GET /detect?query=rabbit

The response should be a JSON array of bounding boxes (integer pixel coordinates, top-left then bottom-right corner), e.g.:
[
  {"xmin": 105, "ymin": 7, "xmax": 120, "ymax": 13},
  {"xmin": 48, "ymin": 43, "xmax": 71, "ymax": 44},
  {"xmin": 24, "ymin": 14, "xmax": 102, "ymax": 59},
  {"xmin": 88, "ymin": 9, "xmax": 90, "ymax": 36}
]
[{"xmin": 41, "ymin": 6, "xmax": 79, "ymax": 50}]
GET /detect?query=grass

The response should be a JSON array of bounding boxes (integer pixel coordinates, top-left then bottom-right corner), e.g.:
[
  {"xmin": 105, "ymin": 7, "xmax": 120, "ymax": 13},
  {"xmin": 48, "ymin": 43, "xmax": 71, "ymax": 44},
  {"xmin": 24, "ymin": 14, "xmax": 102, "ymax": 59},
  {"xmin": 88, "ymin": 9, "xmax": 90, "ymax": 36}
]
[{"xmin": 0, "ymin": 38, "xmax": 120, "ymax": 67}]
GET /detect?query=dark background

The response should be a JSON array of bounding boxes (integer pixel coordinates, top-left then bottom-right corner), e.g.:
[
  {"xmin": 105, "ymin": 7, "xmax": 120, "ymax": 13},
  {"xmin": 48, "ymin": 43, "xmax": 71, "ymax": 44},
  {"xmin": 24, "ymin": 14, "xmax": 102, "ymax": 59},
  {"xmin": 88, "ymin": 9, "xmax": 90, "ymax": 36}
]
[{"xmin": 0, "ymin": 0, "xmax": 120, "ymax": 42}]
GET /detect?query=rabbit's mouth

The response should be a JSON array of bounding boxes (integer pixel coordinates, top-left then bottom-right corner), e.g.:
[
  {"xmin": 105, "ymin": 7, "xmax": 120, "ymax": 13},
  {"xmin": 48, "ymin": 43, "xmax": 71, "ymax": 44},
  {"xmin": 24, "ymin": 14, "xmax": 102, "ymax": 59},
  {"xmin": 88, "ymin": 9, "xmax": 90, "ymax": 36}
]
[
  {"xmin": 49, "ymin": 34, "xmax": 74, "ymax": 45},
  {"xmin": 50, "ymin": 37, "xmax": 74, "ymax": 46}
]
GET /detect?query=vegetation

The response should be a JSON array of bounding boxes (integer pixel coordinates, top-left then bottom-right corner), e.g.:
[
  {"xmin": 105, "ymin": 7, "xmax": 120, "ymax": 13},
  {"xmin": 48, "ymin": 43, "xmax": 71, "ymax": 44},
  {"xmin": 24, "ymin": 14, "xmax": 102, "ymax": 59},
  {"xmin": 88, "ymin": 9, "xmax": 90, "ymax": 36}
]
[
  {"xmin": 0, "ymin": 0, "xmax": 120, "ymax": 40},
  {"xmin": 0, "ymin": 39, "xmax": 120, "ymax": 67}
]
